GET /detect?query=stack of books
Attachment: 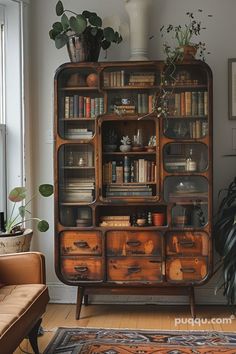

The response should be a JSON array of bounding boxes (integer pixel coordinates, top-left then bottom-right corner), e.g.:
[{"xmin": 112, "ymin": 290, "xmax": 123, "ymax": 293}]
[
  {"xmin": 128, "ymin": 72, "xmax": 155, "ymax": 86},
  {"xmin": 99, "ymin": 215, "xmax": 130, "ymax": 227},
  {"xmin": 105, "ymin": 184, "xmax": 153, "ymax": 197},
  {"xmin": 62, "ymin": 178, "xmax": 95, "ymax": 203},
  {"xmin": 65, "ymin": 128, "xmax": 93, "ymax": 139}
]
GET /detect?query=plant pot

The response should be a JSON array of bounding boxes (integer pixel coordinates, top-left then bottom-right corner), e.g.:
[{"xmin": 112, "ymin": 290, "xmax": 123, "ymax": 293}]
[
  {"xmin": 120, "ymin": 145, "xmax": 131, "ymax": 152},
  {"xmin": 67, "ymin": 34, "xmax": 101, "ymax": 62},
  {"xmin": 0, "ymin": 229, "xmax": 33, "ymax": 254},
  {"xmin": 179, "ymin": 45, "xmax": 197, "ymax": 60}
]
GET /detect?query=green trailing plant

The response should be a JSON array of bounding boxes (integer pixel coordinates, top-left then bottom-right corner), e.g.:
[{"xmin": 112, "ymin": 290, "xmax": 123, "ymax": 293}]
[
  {"xmin": 49, "ymin": 0, "xmax": 122, "ymax": 50},
  {"xmin": 160, "ymin": 9, "xmax": 212, "ymax": 62},
  {"xmin": 4, "ymin": 184, "xmax": 54, "ymax": 235},
  {"xmin": 214, "ymin": 177, "xmax": 236, "ymax": 305}
]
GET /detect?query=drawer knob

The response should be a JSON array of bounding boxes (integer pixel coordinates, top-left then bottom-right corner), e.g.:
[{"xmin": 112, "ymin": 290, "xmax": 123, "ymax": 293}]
[
  {"xmin": 74, "ymin": 241, "xmax": 89, "ymax": 248},
  {"xmin": 180, "ymin": 267, "xmax": 196, "ymax": 273},
  {"xmin": 126, "ymin": 241, "xmax": 141, "ymax": 247},
  {"xmin": 179, "ymin": 241, "xmax": 195, "ymax": 248},
  {"xmin": 74, "ymin": 266, "xmax": 88, "ymax": 273},
  {"xmin": 128, "ymin": 266, "xmax": 141, "ymax": 274}
]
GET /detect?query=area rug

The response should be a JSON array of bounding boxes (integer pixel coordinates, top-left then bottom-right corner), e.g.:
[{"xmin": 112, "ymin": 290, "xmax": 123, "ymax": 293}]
[{"xmin": 43, "ymin": 327, "xmax": 236, "ymax": 354}]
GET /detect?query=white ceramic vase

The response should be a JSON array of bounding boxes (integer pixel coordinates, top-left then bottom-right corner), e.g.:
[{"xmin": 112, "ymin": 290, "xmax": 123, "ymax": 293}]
[{"xmin": 123, "ymin": 0, "xmax": 153, "ymax": 60}]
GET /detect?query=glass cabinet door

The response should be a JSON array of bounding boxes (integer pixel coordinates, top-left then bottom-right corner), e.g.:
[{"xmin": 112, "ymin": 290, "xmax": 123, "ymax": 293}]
[
  {"xmin": 163, "ymin": 143, "xmax": 208, "ymax": 173},
  {"xmin": 58, "ymin": 144, "xmax": 95, "ymax": 205}
]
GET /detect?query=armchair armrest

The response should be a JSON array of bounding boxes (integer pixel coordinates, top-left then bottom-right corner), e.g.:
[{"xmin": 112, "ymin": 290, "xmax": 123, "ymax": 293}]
[{"xmin": 0, "ymin": 252, "xmax": 46, "ymax": 285}]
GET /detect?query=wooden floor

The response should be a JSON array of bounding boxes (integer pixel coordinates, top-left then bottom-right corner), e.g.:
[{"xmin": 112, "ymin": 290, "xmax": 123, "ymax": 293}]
[{"xmin": 14, "ymin": 303, "xmax": 236, "ymax": 353}]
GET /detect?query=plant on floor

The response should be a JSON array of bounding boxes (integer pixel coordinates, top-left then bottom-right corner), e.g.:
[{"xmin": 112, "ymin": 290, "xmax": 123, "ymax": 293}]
[
  {"xmin": 49, "ymin": 1, "xmax": 122, "ymax": 52},
  {"xmin": 2, "ymin": 184, "xmax": 54, "ymax": 235},
  {"xmin": 214, "ymin": 177, "xmax": 236, "ymax": 304}
]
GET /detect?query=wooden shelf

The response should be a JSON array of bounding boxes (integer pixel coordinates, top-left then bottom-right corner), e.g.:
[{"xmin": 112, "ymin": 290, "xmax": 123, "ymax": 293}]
[
  {"xmin": 60, "ymin": 86, "xmax": 99, "ymax": 91},
  {"xmin": 103, "ymin": 151, "xmax": 156, "ymax": 155}
]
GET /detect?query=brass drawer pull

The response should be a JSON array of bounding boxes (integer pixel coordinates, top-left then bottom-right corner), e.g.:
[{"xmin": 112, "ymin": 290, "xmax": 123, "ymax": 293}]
[
  {"xmin": 74, "ymin": 266, "xmax": 88, "ymax": 273},
  {"xmin": 179, "ymin": 241, "xmax": 195, "ymax": 248},
  {"xmin": 128, "ymin": 266, "xmax": 141, "ymax": 273},
  {"xmin": 180, "ymin": 267, "xmax": 196, "ymax": 273},
  {"xmin": 126, "ymin": 241, "xmax": 141, "ymax": 247},
  {"xmin": 74, "ymin": 241, "xmax": 89, "ymax": 248}
]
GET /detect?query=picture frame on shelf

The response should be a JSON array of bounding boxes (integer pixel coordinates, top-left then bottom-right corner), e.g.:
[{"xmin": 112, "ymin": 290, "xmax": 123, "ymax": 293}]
[{"xmin": 228, "ymin": 58, "xmax": 236, "ymax": 120}]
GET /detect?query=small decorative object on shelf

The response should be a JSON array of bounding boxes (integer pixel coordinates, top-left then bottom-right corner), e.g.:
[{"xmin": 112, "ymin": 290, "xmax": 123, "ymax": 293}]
[{"xmin": 120, "ymin": 135, "xmax": 132, "ymax": 152}]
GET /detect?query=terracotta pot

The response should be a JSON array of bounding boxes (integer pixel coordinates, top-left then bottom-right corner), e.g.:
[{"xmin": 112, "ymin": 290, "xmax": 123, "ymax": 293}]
[
  {"xmin": 180, "ymin": 45, "xmax": 197, "ymax": 60},
  {"xmin": 152, "ymin": 213, "xmax": 165, "ymax": 226},
  {"xmin": 0, "ymin": 229, "xmax": 33, "ymax": 254}
]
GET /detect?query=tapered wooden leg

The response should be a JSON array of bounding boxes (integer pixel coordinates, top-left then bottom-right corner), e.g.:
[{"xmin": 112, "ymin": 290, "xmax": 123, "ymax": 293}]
[
  {"xmin": 84, "ymin": 294, "xmax": 89, "ymax": 306},
  {"xmin": 76, "ymin": 287, "xmax": 84, "ymax": 320},
  {"xmin": 189, "ymin": 286, "xmax": 195, "ymax": 319},
  {"xmin": 28, "ymin": 318, "xmax": 42, "ymax": 354}
]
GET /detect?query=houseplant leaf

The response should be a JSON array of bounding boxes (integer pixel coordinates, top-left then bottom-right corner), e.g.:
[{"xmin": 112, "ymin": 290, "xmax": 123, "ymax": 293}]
[
  {"xmin": 37, "ymin": 220, "xmax": 49, "ymax": 232},
  {"xmin": 89, "ymin": 14, "xmax": 102, "ymax": 27},
  {"xmin": 53, "ymin": 21, "xmax": 63, "ymax": 33},
  {"xmin": 55, "ymin": 34, "xmax": 68, "ymax": 49},
  {"xmin": 8, "ymin": 187, "xmax": 27, "ymax": 202},
  {"xmin": 61, "ymin": 13, "xmax": 69, "ymax": 31},
  {"xmin": 70, "ymin": 15, "xmax": 87, "ymax": 34},
  {"xmin": 18, "ymin": 206, "xmax": 26, "ymax": 218},
  {"xmin": 39, "ymin": 184, "xmax": 54, "ymax": 197},
  {"xmin": 103, "ymin": 27, "xmax": 115, "ymax": 42},
  {"xmin": 56, "ymin": 0, "xmax": 64, "ymax": 16}
]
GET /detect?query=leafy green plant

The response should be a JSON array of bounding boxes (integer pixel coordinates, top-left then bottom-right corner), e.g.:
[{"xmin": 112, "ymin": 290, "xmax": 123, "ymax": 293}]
[
  {"xmin": 49, "ymin": 0, "xmax": 122, "ymax": 50},
  {"xmin": 4, "ymin": 184, "xmax": 54, "ymax": 235},
  {"xmin": 214, "ymin": 177, "xmax": 236, "ymax": 304}
]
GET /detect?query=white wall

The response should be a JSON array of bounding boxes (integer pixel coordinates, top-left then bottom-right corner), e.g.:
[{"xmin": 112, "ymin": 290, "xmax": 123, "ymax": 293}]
[{"xmin": 30, "ymin": 0, "xmax": 236, "ymax": 304}]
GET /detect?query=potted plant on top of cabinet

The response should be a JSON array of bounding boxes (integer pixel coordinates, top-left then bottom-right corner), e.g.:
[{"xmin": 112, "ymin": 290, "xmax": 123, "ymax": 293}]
[
  {"xmin": 49, "ymin": 0, "xmax": 122, "ymax": 62},
  {"xmin": 0, "ymin": 184, "xmax": 54, "ymax": 254}
]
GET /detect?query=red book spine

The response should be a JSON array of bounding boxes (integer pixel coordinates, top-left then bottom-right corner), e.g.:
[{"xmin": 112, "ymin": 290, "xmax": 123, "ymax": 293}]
[{"xmin": 86, "ymin": 97, "xmax": 91, "ymax": 118}]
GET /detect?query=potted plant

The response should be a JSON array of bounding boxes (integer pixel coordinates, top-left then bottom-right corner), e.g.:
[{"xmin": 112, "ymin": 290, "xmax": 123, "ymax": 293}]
[
  {"xmin": 120, "ymin": 135, "xmax": 131, "ymax": 152},
  {"xmin": 160, "ymin": 9, "xmax": 212, "ymax": 61},
  {"xmin": 49, "ymin": 0, "xmax": 122, "ymax": 62},
  {"xmin": 0, "ymin": 184, "xmax": 54, "ymax": 254},
  {"xmin": 214, "ymin": 177, "xmax": 236, "ymax": 305}
]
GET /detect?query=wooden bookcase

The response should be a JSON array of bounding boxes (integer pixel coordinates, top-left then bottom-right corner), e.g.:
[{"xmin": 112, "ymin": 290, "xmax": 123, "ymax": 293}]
[{"xmin": 54, "ymin": 60, "xmax": 213, "ymax": 319}]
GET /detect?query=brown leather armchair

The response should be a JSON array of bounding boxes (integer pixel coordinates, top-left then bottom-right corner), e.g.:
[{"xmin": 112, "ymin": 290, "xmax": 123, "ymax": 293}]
[{"xmin": 0, "ymin": 252, "xmax": 50, "ymax": 354}]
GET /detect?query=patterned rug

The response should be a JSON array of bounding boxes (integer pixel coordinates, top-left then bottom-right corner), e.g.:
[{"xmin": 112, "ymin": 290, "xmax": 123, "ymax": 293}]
[{"xmin": 43, "ymin": 327, "xmax": 236, "ymax": 354}]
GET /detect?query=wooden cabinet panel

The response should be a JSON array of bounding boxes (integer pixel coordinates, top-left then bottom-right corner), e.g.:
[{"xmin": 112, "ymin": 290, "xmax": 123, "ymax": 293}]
[
  {"xmin": 107, "ymin": 257, "xmax": 162, "ymax": 282},
  {"xmin": 166, "ymin": 232, "xmax": 209, "ymax": 256},
  {"xmin": 60, "ymin": 231, "xmax": 102, "ymax": 255},
  {"xmin": 166, "ymin": 257, "xmax": 208, "ymax": 282},
  {"xmin": 61, "ymin": 257, "xmax": 103, "ymax": 281},
  {"xmin": 107, "ymin": 231, "xmax": 162, "ymax": 257}
]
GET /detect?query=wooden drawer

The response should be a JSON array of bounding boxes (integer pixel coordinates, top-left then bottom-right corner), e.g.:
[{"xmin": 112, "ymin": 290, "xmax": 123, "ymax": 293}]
[
  {"xmin": 166, "ymin": 257, "xmax": 208, "ymax": 282},
  {"xmin": 166, "ymin": 232, "xmax": 209, "ymax": 256},
  {"xmin": 60, "ymin": 231, "xmax": 102, "ymax": 255},
  {"xmin": 107, "ymin": 257, "xmax": 162, "ymax": 282},
  {"xmin": 106, "ymin": 231, "xmax": 162, "ymax": 257},
  {"xmin": 61, "ymin": 257, "xmax": 103, "ymax": 281}
]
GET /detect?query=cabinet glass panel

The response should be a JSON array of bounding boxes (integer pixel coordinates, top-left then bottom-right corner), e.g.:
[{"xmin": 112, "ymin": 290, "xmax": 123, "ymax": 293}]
[
  {"xmin": 163, "ymin": 118, "xmax": 208, "ymax": 139},
  {"xmin": 58, "ymin": 144, "xmax": 95, "ymax": 205},
  {"xmin": 57, "ymin": 67, "xmax": 103, "ymax": 139},
  {"xmin": 101, "ymin": 119, "xmax": 158, "ymax": 199},
  {"xmin": 164, "ymin": 176, "xmax": 208, "ymax": 204},
  {"xmin": 59, "ymin": 206, "xmax": 92, "ymax": 227},
  {"xmin": 102, "ymin": 66, "xmax": 160, "ymax": 116},
  {"xmin": 163, "ymin": 143, "xmax": 208, "ymax": 173},
  {"xmin": 171, "ymin": 204, "xmax": 208, "ymax": 228}
]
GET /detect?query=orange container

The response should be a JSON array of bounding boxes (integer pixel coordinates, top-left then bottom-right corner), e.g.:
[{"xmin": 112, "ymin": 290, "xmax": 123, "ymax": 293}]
[{"xmin": 152, "ymin": 213, "xmax": 165, "ymax": 226}]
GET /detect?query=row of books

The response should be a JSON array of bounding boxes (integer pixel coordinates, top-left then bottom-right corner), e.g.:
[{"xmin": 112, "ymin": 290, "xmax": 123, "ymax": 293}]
[
  {"xmin": 103, "ymin": 71, "xmax": 125, "ymax": 87},
  {"xmin": 103, "ymin": 158, "xmax": 156, "ymax": 184},
  {"xmin": 64, "ymin": 96, "xmax": 104, "ymax": 119},
  {"xmin": 189, "ymin": 121, "xmax": 208, "ymax": 139},
  {"xmin": 137, "ymin": 94, "xmax": 154, "ymax": 114},
  {"xmin": 167, "ymin": 91, "xmax": 208, "ymax": 116},
  {"xmin": 105, "ymin": 184, "xmax": 153, "ymax": 197},
  {"xmin": 61, "ymin": 178, "xmax": 95, "ymax": 203}
]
